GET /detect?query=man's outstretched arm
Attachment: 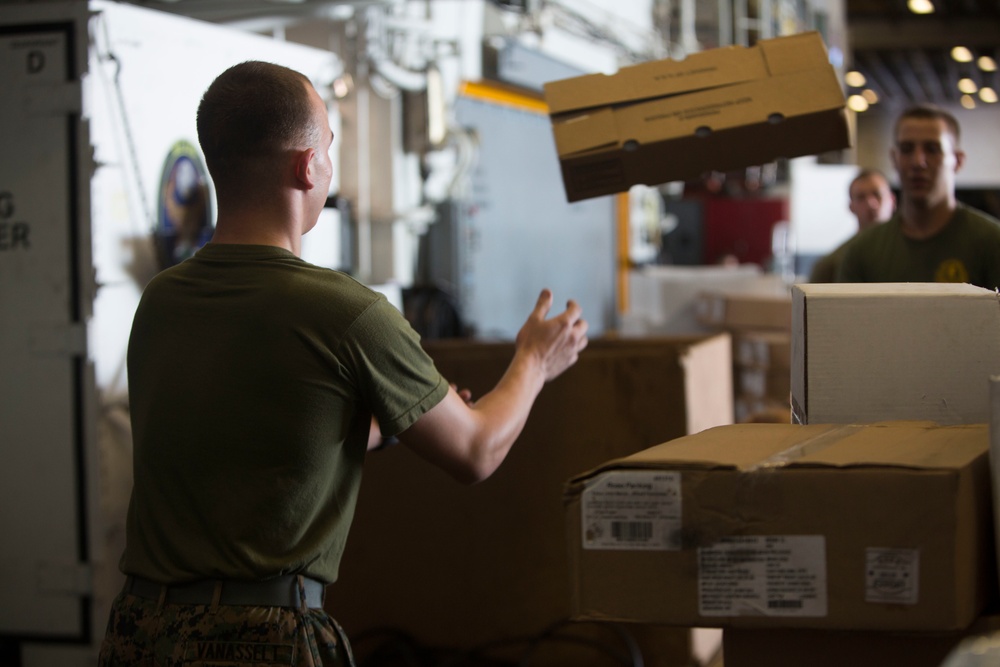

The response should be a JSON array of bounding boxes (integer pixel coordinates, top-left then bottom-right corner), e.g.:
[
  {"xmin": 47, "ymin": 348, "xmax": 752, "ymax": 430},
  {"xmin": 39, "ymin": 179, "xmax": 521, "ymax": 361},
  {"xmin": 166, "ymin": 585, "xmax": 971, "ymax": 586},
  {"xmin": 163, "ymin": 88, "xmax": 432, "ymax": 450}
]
[{"xmin": 397, "ymin": 289, "xmax": 588, "ymax": 484}]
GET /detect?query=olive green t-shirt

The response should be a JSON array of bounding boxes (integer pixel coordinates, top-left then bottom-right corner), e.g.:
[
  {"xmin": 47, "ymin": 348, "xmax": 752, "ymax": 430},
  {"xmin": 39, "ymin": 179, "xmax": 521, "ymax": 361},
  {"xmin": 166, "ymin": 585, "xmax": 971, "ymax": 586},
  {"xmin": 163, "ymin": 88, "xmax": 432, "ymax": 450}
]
[
  {"xmin": 837, "ymin": 203, "xmax": 1000, "ymax": 289},
  {"xmin": 122, "ymin": 244, "xmax": 447, "ymax": 584},
  {"xmin": 809, "ymin": 237, "xmax": 852, "ymax": 284}
]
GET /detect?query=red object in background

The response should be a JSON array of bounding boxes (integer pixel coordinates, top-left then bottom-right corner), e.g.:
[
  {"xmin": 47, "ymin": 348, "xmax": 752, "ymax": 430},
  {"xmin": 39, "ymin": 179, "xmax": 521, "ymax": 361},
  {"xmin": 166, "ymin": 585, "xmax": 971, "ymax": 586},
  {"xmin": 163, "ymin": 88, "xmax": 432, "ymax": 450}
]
[{"xmin": 702, "ymin": 197, "xmax": 789, "ymax": 268}]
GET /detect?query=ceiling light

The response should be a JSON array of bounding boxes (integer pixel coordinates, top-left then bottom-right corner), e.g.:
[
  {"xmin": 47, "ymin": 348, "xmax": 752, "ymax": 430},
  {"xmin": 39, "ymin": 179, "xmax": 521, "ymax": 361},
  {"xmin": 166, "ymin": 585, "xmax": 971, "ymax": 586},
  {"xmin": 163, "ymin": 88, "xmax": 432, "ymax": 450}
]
[
  {"xmin": 958, "ymin": 78, "xmax": 978, "ymax": 94},
  {"xmin": 980, "ymin": 87, "xmax": 998, "ymax": 103},
  {"xmin": 426, "ymin": 67, "xmax": 447, "ymax": 147},
  {"xmin": 950, "ymin": 46, "xmax": 973, "ymax": 63},
  {"xmin": 862, "ymin": 89, "xmax": 879, "ymax": 104},
  {"xmin": 332, "ymin": 74, "xmax": 354, "ymax": 99},
  {"xmin": 907, "ymin": 0, "xmax": 934, "ymax": 14},
  {"xmin": 847, "ymin": 94, "xmax": 869, "ymax": 113},
  {"xmin": 845, "ymin": 71, "xmax": 866, "ymax": 87},
  {"xmin": 979, "ymin": 56, "xmax": 998, "ymax": 72},
  {"xmin": 961, "ymin": 94, "xmax": 976, "ymax": 109}
]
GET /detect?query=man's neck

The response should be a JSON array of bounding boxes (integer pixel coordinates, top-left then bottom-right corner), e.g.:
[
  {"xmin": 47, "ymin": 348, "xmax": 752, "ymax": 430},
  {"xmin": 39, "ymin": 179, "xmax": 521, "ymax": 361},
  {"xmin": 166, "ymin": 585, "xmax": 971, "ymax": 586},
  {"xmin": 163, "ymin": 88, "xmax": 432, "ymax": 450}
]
[
  {"xmin": 211, "ymin": 203, "xmax": 303, "ymax": 256},
  {"xmin": 898, "ymin": 197, "xmax": 957, "ymax": 240}
]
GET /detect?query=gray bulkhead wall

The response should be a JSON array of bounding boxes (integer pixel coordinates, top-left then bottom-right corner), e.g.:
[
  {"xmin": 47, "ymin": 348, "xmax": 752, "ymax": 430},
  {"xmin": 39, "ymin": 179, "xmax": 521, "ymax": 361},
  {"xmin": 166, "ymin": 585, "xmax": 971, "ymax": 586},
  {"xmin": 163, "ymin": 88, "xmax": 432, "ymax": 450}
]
[{"xmin": 423, "ymin": 93, "xmax": 617, "ymax": 339}]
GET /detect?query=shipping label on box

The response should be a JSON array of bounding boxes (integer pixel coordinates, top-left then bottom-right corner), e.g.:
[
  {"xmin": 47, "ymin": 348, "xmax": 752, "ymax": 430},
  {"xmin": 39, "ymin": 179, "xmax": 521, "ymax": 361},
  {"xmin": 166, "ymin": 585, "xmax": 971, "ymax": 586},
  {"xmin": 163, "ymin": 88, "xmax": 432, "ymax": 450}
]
[
  {"xmin": 565, "ymin": 421, "xmax": 995, "ymax": 631},
  {"xmin": 865, "ymin": 548, "xmax": 919, "ymax": 605},
  {"xmin": 581, "ymin": 471, "xmax": 683, "ymax": 550},
  {"xmin": 698, "ymin": 535, "xmax": 828, "ymax": 617}
]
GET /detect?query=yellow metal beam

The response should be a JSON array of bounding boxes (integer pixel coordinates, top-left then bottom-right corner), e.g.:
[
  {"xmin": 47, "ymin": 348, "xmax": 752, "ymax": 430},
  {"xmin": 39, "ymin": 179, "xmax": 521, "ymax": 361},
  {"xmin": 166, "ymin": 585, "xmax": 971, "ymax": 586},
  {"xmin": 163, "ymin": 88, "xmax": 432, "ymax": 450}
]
[
  {"xmin": 617, "ymin": 193, "xmax": 630, "ymax": 315},
  {"xmin": 458, "ymin": 80, "xmax": 548, "ymax": 114}
]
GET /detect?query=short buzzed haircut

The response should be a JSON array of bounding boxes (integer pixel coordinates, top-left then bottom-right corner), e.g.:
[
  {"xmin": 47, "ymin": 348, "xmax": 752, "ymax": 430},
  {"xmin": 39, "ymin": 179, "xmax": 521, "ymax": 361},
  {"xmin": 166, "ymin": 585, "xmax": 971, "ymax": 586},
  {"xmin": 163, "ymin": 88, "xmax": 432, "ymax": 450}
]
[
  {"xmin": 196, "ymin": 61, "xmax": 320, "ymax": 200},
  {"xmin": 894, "ymin": 104, "xmax": 961, "ymax": 146}
]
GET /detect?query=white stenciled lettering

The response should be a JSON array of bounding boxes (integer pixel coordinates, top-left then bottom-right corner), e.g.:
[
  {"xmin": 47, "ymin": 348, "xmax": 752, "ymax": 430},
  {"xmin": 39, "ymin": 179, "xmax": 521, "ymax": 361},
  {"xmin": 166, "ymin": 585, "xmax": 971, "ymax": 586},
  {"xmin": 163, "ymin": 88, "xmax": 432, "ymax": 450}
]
[
  {"xmin": 190, "ymin": 641, "xmax": 292, "ymax": 664},
  {"xmin": 0, "ymin": 222, "xmax": 31, "ymax": 250},
  {"xmin": 0, "ymin": 193, "xmax": 29, "ymax": 251}
]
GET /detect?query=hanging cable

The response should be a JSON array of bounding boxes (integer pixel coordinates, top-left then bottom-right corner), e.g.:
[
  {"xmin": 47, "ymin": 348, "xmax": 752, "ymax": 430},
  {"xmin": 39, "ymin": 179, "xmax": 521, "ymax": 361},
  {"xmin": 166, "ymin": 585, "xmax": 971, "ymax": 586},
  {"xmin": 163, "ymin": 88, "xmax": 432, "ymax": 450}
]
[{"xmin": 92, "ymin": 12, "xmax": 155, "ymax": 235}]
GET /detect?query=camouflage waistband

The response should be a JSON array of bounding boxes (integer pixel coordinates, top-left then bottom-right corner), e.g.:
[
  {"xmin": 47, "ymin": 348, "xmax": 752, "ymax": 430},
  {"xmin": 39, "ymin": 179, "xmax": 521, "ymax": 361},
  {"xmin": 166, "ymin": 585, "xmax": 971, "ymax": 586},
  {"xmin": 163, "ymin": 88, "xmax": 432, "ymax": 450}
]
[{"xmin": 99, "ymin": 590, "xmax": 356, "ymax": 667}]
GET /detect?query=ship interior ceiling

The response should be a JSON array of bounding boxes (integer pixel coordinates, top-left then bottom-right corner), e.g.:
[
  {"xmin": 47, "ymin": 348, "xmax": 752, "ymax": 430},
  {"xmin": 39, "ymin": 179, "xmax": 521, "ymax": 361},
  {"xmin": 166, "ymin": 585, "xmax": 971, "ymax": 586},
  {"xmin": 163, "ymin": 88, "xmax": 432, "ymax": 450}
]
[
  {"xmin": 845, "ymin": 0, "xmax": 1000, "ymax": 108},
  {"xmin": 119, "ymin": 0, "xmax": 1000, "ymax": 108}
]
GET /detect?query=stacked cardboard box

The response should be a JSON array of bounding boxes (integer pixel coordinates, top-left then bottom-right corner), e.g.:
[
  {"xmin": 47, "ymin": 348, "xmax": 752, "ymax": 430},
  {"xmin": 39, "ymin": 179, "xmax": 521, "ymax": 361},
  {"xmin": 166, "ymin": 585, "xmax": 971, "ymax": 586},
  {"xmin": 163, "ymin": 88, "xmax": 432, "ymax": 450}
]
[
  {"xmin": 563, "ymin": 283, "xmax": 1000, "ymax": 665},
  {"xmin": 694, "ymin": 290, "xmax": 791, "ymax": 332},
  {"xmin": 621, "ymin": 264, "xmax": 771, "ymax": 337},
  {"xmin": 564, "ymin": 421, "xmax": 995, "ymax": 632},
  {"xmin": 722, "ymin": 613, "xmax": 1000, "ymax": 667},
  {"xmin": 731, "ymin": 283, "xmax": 1000, "ymax": 663},
  {"xmin": 694, "ymin": 288, "xmax": 793, "ymax": 423},
  {"xmin": 331, "ymin": 336, "xmax": 734, "ymax": 667},
  {"xmin": 791, "ymin": 283, "xmax": 1000, "ymax": 425},
  {"xmin": 733, "ymin": 330, "xmax": 792, "ymax": 423}
]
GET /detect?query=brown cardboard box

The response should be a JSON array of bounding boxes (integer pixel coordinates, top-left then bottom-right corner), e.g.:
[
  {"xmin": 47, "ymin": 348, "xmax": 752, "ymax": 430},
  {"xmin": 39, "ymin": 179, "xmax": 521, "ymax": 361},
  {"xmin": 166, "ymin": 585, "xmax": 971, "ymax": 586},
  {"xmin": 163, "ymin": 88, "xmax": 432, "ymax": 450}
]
[
  {"xmin": 734, "ymin": 394, "xmax": 791, "ymax": 424},
  {"xmin": 737, "ymin": 366, "xmax": 791, "ymax": 401},
  {"xmin": 695, "ymin": 291, "xmax": 792, "ymax": 331},
  {"xmin": 791, "ymin": 283, "xmax": 1000, "ymax": 426},
  {"xmin": 330, "ymin": 336, "xmax": 734, "ymax": 666},
  {"xmin": 734, "ymin": 331, "xmax": 791, "ymax": 369},
  {"xmin": 622, "ymin": 267, "xmax": 789, "ymax": 337},
  {"xmin": 565, "ymin": 421, "xmax": 995, "ymax": 631},
  {"xmin": 722, "ymin": 613, "xmax": 1000, "ymax": 667},
  {"xmin": 543, "ymin": 32, "xmax": 849, "ymax": 202}
]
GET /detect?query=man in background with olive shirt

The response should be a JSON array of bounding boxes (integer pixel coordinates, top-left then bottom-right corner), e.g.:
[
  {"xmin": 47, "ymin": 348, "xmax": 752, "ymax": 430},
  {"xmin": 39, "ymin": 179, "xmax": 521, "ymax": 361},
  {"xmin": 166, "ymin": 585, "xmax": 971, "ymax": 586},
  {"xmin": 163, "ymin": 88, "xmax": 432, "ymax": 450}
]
[
  {"xmin": 809, "ymin": 168, "xmax": 895, "ymax": 283},
  {"xmin": 838, "ymin": 104, "xmax": 1000, "ymax": 289}
]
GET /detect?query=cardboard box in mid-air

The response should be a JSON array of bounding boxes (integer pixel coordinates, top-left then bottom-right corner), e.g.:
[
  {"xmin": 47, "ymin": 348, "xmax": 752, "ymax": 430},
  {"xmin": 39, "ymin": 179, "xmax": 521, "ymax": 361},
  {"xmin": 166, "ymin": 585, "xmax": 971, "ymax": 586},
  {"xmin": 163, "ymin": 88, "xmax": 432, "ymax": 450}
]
[{"xmin": 544, "ymin": 31, "xmax": 850, "ymax": 202}]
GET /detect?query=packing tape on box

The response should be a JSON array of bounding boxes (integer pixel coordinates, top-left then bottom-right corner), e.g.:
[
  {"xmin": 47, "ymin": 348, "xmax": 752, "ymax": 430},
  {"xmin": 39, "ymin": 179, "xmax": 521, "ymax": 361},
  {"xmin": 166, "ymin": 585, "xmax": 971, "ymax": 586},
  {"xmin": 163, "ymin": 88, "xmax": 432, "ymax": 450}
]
[{"xmin": 750, "ymin": 424, "xmax": 864, "ymax": 471}]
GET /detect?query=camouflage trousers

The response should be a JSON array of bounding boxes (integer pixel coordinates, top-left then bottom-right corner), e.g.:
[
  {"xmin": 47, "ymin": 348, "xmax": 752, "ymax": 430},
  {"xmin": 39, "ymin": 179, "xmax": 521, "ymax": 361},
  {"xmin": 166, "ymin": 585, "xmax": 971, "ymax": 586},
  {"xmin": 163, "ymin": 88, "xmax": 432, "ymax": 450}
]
[{"xmin": 98, "ymin": 587, "xmax": 354, "ymax": 667}]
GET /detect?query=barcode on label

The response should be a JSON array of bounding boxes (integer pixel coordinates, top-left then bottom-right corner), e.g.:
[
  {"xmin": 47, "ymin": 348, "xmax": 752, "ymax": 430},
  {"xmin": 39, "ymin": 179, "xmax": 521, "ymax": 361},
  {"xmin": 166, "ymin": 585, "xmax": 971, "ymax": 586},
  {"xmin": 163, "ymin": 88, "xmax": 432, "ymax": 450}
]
[
  {"xmin": 611, "ymin": 521, "xmax": 653, "ymax": 542},
  {"xmin": 767, "ymin": 599, "xmax": 803, "ymax": 609}
]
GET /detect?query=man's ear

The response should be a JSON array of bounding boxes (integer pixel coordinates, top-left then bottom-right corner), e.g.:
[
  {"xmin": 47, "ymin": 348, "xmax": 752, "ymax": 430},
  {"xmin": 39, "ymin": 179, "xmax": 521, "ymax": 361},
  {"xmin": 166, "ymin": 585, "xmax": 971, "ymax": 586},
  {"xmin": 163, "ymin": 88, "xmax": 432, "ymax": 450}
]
[
  {"xmin": 954, "ymin": 148, "xmax": 966, "ymax": 173},
  {"xmin": 293, "ymin": 148, "xmax": 317, "ymax": 190}
]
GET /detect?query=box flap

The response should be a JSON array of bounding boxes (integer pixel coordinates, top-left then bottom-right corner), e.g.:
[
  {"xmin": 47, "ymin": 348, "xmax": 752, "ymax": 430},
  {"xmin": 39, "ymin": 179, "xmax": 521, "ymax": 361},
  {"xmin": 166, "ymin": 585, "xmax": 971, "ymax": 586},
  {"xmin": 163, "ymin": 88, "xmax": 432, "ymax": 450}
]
[
  {"xmin": 568, "ymin": 422, "xmax": 988, "ymax": 489},
  {"xmin": 568, "ymin": 423, "xmax": 840, "ymax": 483},
  {"xmin": 551, "ymin": 108, "xmax": 621, "ymax": 155},
  {"xmin": 544, "ymin": 43, "xmax": 768, "ymax": 115},
  {"xmin": 544, "ymin": 31, "xmax": 830, "ymax": 116},
  {"xmin": 614, "ymin": 67, "xmax": 844, "ymax": 141},
  {"xmin": 758, "ymin": 31, "xmax": 831, "ymax": 75},
  {"xmin": 760, "ymin": 421, "xmax": 987, "ymax": 470},
  {"xmin": 552, "ymin": 66, "xmax": 844, "ymax": 158}
]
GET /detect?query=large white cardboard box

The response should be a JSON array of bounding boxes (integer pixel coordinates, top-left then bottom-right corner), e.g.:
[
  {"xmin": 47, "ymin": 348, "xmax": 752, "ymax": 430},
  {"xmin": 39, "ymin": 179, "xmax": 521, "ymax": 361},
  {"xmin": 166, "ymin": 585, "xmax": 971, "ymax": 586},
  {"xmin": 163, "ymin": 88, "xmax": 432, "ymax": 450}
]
[{"xmin": 791, "ymin": 283, "xmax": 1000, "ymax": 425}]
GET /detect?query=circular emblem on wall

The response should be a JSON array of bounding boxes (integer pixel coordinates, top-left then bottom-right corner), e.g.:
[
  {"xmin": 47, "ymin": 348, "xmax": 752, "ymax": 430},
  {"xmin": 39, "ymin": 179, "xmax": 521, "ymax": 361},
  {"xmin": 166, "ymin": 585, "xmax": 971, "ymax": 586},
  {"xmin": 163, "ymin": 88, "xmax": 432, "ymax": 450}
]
[{"xmin": 156, "ymin": 140, "xmax": 212, "ymax": 268}]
